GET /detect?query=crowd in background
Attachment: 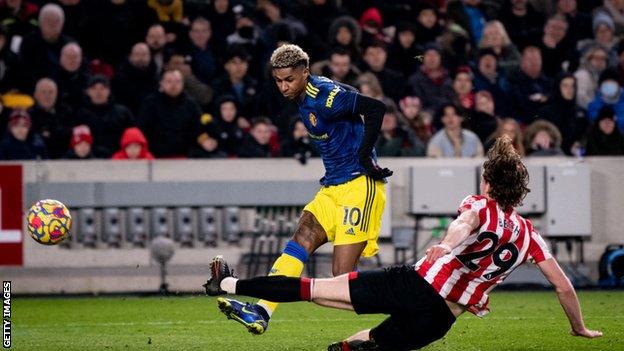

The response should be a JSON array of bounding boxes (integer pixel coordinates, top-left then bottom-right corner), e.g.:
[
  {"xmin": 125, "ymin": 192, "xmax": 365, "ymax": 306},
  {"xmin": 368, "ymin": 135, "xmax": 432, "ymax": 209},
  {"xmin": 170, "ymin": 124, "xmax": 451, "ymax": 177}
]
[{"xmin": 1, "ymin": 0, "xmax": 624, "ymax": 162}]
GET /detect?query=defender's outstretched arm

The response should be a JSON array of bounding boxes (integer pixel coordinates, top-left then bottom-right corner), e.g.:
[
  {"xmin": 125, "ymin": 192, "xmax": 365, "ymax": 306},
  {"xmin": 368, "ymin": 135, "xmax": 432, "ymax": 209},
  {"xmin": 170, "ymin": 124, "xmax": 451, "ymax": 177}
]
[{"xmin": 537, "ymin": 258, "xmax": 603, "ymax": 338}]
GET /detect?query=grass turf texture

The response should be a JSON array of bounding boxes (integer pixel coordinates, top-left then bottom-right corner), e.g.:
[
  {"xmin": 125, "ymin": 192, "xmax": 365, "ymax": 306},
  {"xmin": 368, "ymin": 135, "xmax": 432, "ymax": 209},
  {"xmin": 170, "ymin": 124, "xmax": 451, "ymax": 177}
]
[{"xmin": 11, "ymin": 291, "xmax": 623, "ymax": 350}]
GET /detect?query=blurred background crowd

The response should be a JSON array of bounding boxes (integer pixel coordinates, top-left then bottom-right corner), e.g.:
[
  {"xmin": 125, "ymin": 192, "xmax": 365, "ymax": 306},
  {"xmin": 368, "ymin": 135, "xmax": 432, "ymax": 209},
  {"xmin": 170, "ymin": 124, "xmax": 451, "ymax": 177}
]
[{"xmin": 1, "ymin": 0, "xmax": 624, "ymax": 162}]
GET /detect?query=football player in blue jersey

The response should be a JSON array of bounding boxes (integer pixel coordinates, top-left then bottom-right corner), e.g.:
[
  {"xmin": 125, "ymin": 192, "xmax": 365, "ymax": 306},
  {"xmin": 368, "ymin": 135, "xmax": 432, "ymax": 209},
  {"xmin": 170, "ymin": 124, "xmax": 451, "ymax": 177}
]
[{"xmin": 209, "ymin": 44, "xmax": 392, "ymax": 334}]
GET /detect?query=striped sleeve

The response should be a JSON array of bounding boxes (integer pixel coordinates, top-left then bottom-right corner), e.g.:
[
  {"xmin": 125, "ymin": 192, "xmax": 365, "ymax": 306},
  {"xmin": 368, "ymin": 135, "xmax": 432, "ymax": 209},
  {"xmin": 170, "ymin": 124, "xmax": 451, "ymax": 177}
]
[{"xmin": 527, "ymin": 224, "xmax": 552, "ymax": 263}]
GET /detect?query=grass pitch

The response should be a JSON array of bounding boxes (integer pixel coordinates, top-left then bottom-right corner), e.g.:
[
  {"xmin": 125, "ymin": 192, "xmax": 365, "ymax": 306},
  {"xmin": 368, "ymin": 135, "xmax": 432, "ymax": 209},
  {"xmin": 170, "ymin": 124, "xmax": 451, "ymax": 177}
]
[{"xmin": 11, "ymin": 291, "xmax": 624, "ymax": 350}]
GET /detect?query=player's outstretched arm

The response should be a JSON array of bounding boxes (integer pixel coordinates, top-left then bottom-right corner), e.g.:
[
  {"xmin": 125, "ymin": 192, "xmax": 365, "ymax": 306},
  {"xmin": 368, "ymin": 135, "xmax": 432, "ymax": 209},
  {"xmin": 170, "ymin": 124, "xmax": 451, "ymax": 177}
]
[
  {"xmin": 537, "ymin": 258, "xmax": 603, "ymax": 339},
  {"xmin": 353, "ymin": 94, "xmax": 393, "ymax": 180},
  {"xmin": 425, "ymin": 210, "xmax": 479, "ymax": 263}
]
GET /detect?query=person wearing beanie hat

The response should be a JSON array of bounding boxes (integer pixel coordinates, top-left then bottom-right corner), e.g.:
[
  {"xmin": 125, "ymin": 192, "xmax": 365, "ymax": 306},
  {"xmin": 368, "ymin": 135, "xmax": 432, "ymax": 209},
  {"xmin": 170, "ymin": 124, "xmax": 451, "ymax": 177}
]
[
  {"xmin": 577, "ymin": 10, "xmax": 618, "ymax": 66},
  {"xmin": 593, "ymin": 10, "xmax": 616, "ymax": 36},
  {"xmin": 452, "ymin": 65, "xmax": 475, "ymax": 111},
  {"xmin": 65, "ymin": 124, "xmax": 94, "ymax": 159},
  {"xmin": 585, "ymin": 104, "xmax": 624, "ymax": 155},
  {"xmin": 588, "ymin": 67, "xmax": 624, "ymax": 132},
  {"xmin": 0, "ymin": 110, "xmax": 48, "ymax": 160},
  {"xmin": 78, "ymin": 73, "xmax": 135, "ymax": 158}
]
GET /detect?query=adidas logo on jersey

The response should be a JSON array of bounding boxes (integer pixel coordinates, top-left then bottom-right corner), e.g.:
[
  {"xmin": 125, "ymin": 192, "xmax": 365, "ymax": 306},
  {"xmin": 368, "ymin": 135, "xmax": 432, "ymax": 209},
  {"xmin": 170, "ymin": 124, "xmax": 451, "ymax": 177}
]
[{"xmin": 345, "ymin": 228, "xmax": 355, "ymax": 235}]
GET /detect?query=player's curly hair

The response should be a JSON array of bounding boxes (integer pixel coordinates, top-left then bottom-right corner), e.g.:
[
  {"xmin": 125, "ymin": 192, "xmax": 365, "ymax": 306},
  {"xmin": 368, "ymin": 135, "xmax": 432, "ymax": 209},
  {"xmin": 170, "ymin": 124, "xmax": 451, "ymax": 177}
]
[
  {"xmin": 270, "ymin": 44, "xmax": 310, "ymax": 69},
  {"xmin": 482, "ymin": 135, "xmax": 530, "ymax": 211}
]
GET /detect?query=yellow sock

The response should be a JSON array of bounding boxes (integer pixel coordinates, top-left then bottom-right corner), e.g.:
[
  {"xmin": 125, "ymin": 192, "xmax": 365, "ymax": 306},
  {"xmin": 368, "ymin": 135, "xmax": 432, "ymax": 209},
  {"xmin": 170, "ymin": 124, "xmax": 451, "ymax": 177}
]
[{"xmin": 258, "ymin": 241, "xmax": 308, "ymax": 315}]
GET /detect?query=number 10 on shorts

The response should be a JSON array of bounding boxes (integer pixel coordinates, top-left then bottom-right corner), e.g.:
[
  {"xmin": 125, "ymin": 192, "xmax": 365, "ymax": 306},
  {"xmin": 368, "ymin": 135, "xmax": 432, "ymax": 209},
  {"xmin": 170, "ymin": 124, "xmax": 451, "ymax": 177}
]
[{"xmin": 342, "ymin": 207, "xmax": 362, "ymax": 226}]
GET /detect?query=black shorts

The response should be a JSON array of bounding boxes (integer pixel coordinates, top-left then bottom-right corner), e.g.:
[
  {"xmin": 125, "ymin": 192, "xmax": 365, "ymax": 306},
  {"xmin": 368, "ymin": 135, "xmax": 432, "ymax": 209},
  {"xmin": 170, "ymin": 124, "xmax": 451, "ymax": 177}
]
[{"xmin": 348, "ymin": 265, "xmax": 456, "ymax": 350}]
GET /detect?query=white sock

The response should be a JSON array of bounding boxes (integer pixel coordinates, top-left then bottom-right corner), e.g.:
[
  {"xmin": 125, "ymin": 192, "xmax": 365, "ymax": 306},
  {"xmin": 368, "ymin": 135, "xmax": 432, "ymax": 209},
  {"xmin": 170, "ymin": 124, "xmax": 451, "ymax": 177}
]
[
  {"xmin": 220, "ymin": 277, "xmax": 238, "ymax": 294},
  {"xmin": 256, "ymin": 302, "xmax": 273, "ymax": 317}
]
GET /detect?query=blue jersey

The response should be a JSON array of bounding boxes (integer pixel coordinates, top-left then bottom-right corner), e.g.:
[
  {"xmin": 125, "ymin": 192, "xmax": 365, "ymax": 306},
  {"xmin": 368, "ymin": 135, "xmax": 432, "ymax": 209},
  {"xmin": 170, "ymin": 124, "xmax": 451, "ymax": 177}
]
[{"xmin": 298, "ymin": 75, "xmax": 376, "ymax": 185}]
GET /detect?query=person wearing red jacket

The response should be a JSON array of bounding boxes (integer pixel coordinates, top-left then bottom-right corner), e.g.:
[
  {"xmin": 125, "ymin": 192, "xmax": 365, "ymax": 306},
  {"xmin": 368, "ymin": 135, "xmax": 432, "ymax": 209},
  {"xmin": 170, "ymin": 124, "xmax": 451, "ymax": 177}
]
[{"xmin": 111, "ymin": 127, "xmax": 154, "ymax": 160}]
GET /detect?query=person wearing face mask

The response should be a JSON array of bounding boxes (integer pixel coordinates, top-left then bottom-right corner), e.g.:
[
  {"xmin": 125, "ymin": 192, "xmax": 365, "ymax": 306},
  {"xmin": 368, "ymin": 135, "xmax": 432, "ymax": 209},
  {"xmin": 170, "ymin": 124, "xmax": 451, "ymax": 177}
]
[{"xmin": 588, "ymin": 68, "xmax": 624, "ymax": 133}]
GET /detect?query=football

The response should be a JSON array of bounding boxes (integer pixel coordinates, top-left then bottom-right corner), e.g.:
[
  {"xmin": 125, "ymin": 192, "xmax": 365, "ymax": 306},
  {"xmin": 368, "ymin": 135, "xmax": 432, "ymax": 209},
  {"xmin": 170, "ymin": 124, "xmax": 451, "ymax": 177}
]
[{"xmin": 27, "ymin": 199, "xmax": 72, "ymax": 245}]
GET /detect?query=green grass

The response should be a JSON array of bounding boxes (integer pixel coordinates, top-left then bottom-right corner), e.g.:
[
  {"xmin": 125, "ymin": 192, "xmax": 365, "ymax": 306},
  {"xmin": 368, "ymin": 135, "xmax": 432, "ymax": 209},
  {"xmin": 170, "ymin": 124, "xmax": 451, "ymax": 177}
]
[{"xmin": 10, "ymin": 291, "xmax": 624, "ymax": 350}]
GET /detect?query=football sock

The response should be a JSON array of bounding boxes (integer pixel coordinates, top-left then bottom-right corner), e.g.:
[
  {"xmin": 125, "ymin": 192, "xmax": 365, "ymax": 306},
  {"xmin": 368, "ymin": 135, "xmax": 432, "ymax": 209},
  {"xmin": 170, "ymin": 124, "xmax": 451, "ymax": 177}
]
[
  {"xmin": 220, "ymin": 277, "xmax": 238, "ymax": 294},
  {"xmin": 258, "ymin": 240, "xmax": 309, "ymax": 315},
  {"xmin": 235, "ymin": 276, "xmax": 314, "ymax": 302}
]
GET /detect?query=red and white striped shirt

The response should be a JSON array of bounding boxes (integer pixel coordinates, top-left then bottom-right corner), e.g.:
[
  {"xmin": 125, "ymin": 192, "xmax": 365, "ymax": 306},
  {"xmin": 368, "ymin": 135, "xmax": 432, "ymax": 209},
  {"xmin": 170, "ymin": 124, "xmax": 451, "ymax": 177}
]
[{"xmin": 415, "ymin": 195, "xmax": 552, "ymax": 317}]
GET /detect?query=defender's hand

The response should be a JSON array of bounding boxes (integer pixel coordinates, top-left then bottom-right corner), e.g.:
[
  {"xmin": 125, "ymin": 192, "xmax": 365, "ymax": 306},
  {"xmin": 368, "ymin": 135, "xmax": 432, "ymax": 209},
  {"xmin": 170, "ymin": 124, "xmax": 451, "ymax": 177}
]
[
  {"xmin": 571, "ymin": 328, "xmax": 603, "ymax": 338},
  {"xmin": 359, "ymin": 155, "xmax": 393, "ymax": 180},
  {"xmin": 425, "ymin": 244, "xmax": 452, "ymax": 263}
]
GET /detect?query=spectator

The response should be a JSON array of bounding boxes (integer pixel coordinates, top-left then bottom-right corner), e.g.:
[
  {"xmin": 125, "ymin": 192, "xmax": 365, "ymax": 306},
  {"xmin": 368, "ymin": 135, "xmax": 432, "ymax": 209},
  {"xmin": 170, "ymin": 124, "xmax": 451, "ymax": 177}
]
[
  {"xmin": 327, "ymin": 16, "xmax": 361, "ymax": 63},
  {"xmin": 56, "ymin": 42, "xmax": 89, "ymax": 111},
  {"xmin": 524, "ymin": 120, "xmax": 566, "ymax": 156},
  {"xmin": 211, "ymin": 95, "xmax": 244, "ymax": 156},
  {"xmin": 0, "ymin": 110, "xmax": 47, "ymax": 160},
  {"xmin": 204, "ymin": 0, "xmax": 236, "ymax": 56},
  {"xmin": 0, "ymin": 24, "xmax": 20, "ymax": 93},
  {"xmin": 355, "ymin": 72, "xmax": 391, "ymax": 105},
  {"xmin": 187, "ymin": 17, "xmax": 218, "ymax": 84},
  {"xmin": 452, "ymin": 66, "xmax": 475, "ymax": 111},
  {"xmin": 164, "ymin": 51, "xmax": 213, "ymax": 111},
  {"xmin": 600, "ymin": 0, "xmax": 624, "ymax": 35},
  {"xmin": 280, "ymin": 119, "xmax": 318, "ymax": 164},
  {"xmin": 485, "ymin": 117, "xmax": 525, "ymax": 155},
  {"xmin": 226, "ymin": 4, "xmax": 261, "ymax": 58},
  {"xmin": 407, "ymin": 44, "xmax": 454, "ymax": 114},
  {"xmin": 64, "ymin": 124, "xmax": 94, "ymax": 159},
  {"xmin": 111, "ymin": 127, "xmax": 155, "ymax": 160},
  {"xmin": 413, "ymin": 4, "xmax": 443, "ymax": 47},
  {"xmin": 358, "ymin": 7, "xmax": 387, "ymax": 47},
  {"xmin": 78, "ymin": 75, "xmax": 134, "ymax": 158},
  {"xmin": 361, "ymin": 41, "xmax": 405, "ymax": 102},
  {"xmin": 574, "ymin": 45, "xmax": 609, "ymax": 108},
  {"xmin": 257, "ymin": 0, "xmax": 308, "ymax": 48},
  {"xmin": 300, "ymin": 0, "xmax": 342, "ymax": 60},
  {"xmin": 427, "ymin": 104, "xmax": 484, "ymax": 158},
  {"xmin": 399, "ymin": 96, "xmax": 433, "ymax": 144},
  {"xmin": 539, "ymin": 14, "xmax": 570, "ymax": 77},
  {"xmin": 211, "ymin": 46, "xmax": 258, "ymax": 120},
  {"xmin": 91, "ymin": 0, "xmax": 157, "ymax": 67},
  {"xmin": 28, "ymin": 78, "xmax": 74, "ymax": 159},
  {"xmin": 138, "ymin": 69, "xmax": 202, "ymax": 158},
  {"xmin": 238, "ymin": 117, "xmax": 273, "ymax": 158},
  {"xmin": 469, "ymin": 90, "xmax": 499, "ymax": 144},
  {"xmin": 539, "ymin": 73, "xmax": 589, "ymax": 154},
  {"xmin": 375, "ymin": 104, "xmax": 425, "ymax": 157},
  {"xmin": 387, "ymin": 21, "xmax": 419, "ymax": 77},
  {"xmin": 0, "ymin": 0, "xmax": 38, "ymax": 43},
  {"xmin": 616, "ymin": 39, "xmax": 624, "ymax": 86},
  {"xmin": 310, "ymin": 47, "xmax": 361, "ymax": 87},
  {"xmin": 190, "ymin": 111, "xmax": 227, "ymax": 159},
  {"xmin": 57, "ymin": 0, "xmax": 92, "ymax": 57},
  {"xmin": 18, "ymin": 3, "xmax": 72, "ymax": 91},
  {"xmin": 585, "ymin": 105, "xmax": 624, "ymax": 155},
  {"xmin": 588, "ymin": 68, "xmax": 624, "ymax": 132},
  {"xmin": 557, "ymin": 0, "xmax": 593, "ymax": 43},
  {"xmin": 446, "ymin": 0, "xmax": 495, "ymax": 46},
  {"xmin": 498, "ymin": 0, "xmax": 544, "ymax": 49},
  {"xmin": 478, "ymin": 20, "xmax": 521, "ymax": 75},
  {"xmin": 509, "ymin": 46, "xmax": 552, "ymax": 124},
  {"xmin": 146, "ymin": 24, "xmax": 168, "ymax": 75},
  {"xmin": 112, "ymin": 42, "xmax": 159, "ymax": 115},
  {"xmin": 147, "ymin": 0, "xmax": 183, "ymax": 24},
  {"xmin": 473, "ymin": 48, "xmax": 512, "ymax": 116},
  {"xmin": 577, "ymin": 10, "xmax": 619, "ymax": 65}
]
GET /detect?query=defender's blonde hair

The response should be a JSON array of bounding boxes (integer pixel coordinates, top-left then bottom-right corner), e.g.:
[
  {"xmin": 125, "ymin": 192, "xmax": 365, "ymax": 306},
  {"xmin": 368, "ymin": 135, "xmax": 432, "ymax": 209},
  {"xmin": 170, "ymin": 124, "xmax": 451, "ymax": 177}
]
[{"xmin": 270, "ymin": 44, "xmax": 310, "ymax": 69}]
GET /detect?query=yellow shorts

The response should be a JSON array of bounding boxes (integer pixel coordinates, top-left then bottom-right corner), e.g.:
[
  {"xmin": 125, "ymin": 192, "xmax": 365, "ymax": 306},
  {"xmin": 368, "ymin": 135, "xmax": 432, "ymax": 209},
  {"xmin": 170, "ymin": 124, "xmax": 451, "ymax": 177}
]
[{"xmin": 303, "ymin": 175, "xmax": 386, "ymax": 257}]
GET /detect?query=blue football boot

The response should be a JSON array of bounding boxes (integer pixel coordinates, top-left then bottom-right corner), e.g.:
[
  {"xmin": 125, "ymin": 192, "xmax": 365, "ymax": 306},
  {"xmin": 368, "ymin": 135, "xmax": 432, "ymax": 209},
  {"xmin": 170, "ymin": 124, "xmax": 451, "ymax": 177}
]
[{"xmin": 216, "ymin": 297, "xmax": 270, "ymax": 335}]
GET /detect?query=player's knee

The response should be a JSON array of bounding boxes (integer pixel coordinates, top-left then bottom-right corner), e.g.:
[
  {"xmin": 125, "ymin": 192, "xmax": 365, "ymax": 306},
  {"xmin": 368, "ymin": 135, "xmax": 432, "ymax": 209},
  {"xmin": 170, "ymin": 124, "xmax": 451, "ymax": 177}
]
[{"xmin": 332, "ymin": 263, "xmax": 354, "ymax": 277}]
